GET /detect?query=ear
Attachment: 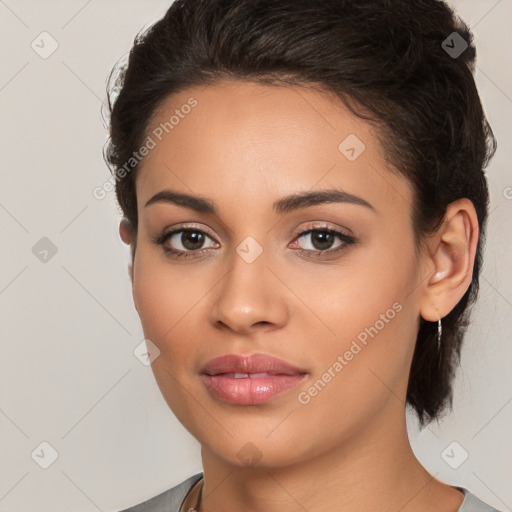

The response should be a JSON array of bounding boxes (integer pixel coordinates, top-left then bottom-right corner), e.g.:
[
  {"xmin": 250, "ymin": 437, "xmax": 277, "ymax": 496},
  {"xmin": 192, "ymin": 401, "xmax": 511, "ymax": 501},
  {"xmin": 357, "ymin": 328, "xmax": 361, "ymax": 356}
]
[
  {"xmin": 119, "ymin": 218, "xmax": 136, "ymax": 287},
  {"xmin": 419, "ymin": 198, "xmax": 480, "ymax": 322}
]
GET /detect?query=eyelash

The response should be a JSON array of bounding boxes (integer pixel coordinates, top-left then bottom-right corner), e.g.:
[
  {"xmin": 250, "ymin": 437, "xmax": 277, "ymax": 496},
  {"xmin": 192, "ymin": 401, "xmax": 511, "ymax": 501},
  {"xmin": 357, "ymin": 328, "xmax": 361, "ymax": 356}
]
[{"xmin": 152, "ymin": 223, "xmax": 356, "ymax": 260}]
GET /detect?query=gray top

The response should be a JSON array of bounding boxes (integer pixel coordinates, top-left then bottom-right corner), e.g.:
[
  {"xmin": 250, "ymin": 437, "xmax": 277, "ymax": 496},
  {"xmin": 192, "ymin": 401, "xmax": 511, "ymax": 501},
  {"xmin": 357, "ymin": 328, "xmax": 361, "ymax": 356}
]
[{"xmin": 117, "ymin": 472, "xmax": 504, "ymax": 512}]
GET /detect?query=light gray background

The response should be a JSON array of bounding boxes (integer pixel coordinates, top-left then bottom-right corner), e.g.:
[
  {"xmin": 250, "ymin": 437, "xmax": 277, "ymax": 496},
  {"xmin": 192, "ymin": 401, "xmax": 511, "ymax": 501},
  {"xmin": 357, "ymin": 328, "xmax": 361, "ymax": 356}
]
[{"xmin": 0, "ymin": 1, "xmax": 510, "ymax": 511}]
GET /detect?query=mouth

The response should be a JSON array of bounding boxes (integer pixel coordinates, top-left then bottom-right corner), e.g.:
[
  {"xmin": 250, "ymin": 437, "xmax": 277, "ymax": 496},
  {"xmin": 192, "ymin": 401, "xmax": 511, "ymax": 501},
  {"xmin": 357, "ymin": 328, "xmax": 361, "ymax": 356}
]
[
  {"xmin": 200, "ymin": 353, "xmax": 308, "ymax": 405},
  {"xmin": 216, "ymin": 372, "xmax": 293, "ymax": 378}
]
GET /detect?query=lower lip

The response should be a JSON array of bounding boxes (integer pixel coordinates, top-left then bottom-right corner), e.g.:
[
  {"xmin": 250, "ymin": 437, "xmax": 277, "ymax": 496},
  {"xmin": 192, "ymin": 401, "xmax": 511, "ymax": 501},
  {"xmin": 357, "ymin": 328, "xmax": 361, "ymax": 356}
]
[{"xmin": 201, "ymin": 373, "xmax": 307, "ymax": 405}]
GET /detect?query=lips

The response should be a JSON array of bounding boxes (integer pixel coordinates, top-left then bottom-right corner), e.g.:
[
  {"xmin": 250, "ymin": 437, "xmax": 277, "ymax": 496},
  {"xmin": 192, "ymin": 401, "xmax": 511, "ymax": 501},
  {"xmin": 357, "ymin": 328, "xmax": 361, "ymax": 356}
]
[
  {"xmin": 200, "ymin": 353, "xmax": 308, "ymax": 405},
  {"xmin": 200, "ymin": 353, "xmax": 306, "ymax": 376}
]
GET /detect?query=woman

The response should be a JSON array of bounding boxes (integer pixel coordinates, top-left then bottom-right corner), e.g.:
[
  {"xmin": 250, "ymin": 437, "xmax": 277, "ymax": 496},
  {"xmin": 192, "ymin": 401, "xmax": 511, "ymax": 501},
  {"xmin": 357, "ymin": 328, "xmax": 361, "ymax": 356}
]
[{"xmin": 104, "ymin": 0, "xmax": 501, "ymax": 510}]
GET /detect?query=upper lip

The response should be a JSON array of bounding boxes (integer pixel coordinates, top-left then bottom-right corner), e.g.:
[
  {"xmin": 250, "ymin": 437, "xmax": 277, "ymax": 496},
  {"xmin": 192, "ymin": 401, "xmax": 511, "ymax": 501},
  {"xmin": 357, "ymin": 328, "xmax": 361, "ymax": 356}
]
[{"xmin": 200, "ymin": 353, "xmax": 307, "ymax": 376}]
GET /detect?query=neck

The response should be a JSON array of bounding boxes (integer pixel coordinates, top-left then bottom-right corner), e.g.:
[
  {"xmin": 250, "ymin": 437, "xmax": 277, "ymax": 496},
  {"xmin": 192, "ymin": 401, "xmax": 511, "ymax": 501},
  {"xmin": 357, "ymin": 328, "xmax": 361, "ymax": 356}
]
[{"xmin": 197, "ymin": 405, "xmax": 462, "ymax": 512}]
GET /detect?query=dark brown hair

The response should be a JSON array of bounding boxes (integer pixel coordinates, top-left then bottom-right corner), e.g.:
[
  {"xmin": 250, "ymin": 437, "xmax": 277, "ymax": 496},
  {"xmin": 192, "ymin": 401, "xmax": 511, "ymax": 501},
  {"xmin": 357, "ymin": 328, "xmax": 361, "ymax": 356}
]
[{"xmin": 104, "ymin": 0, "xmax": 497, "ymax": 426}]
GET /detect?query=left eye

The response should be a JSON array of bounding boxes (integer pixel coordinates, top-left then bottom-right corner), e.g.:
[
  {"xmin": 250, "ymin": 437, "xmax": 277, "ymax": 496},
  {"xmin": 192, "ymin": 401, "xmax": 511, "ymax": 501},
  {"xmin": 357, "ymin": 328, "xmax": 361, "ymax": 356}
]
[{"xmin": 293, "ymin": 228, "xmax": 352, "ymax": 253}]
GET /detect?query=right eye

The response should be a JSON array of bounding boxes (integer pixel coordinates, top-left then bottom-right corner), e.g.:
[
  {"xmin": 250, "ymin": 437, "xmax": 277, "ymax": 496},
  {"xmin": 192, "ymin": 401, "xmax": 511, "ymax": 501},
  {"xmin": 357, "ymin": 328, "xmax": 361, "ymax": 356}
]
[{"xmin": 153, "ymin": 226, "xmax": 220, "ymax": 259}]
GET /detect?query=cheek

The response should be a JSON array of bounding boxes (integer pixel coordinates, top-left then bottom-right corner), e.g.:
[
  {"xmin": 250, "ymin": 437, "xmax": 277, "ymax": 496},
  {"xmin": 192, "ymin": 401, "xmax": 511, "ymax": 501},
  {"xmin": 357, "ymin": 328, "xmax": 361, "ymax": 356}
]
[
  {"xmin": 295, "ymin": 241, "xmax": 418, "ymax": 393},
  {"xmin": 131, "ymin": 253, "xmax": 201, "ymax": 413},
  {"xmin": 132, "ymin": 251, "xmax": 188, "ymax": 347},
  {"xmin": 295, "ymin": 296, "xmax": 415, "ymax": 444},
  {"xmin": 289, "ymin": 241, "xmax": 413, "ymax": 340},
  {"xmin": 132, "ymin": 249, "xmax": 219, "ymax": 366}
]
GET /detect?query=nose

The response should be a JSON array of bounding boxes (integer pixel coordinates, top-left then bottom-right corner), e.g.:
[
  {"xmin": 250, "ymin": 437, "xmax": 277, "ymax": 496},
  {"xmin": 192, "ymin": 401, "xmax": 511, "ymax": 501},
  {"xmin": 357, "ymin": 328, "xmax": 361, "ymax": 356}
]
[{"xmin": 208, "ymin": 244, "xmax": 289, "ymax": 335}]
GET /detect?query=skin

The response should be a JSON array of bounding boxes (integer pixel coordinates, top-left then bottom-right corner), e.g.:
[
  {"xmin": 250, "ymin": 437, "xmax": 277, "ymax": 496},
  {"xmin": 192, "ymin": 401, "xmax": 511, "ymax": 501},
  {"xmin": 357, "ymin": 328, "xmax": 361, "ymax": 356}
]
[{"xmin": 120, "ymin": 80, "xmax": 479, "ymax": 512}]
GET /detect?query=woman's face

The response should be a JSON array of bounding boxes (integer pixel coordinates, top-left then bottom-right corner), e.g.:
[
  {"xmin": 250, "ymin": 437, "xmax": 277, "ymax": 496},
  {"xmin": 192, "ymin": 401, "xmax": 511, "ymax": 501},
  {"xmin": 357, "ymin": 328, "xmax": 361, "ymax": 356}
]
[{"xmin": 128, "ymin": 80, "xmax": 431, "ymax": 468}]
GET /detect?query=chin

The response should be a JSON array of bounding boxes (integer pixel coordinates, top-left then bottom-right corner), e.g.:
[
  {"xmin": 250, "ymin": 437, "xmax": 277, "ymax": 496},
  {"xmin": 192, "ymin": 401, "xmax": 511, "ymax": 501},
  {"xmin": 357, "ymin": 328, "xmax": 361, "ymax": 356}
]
[{"xmin": 194, "ymin": 423, "xmax": 322, "ymax": 470}]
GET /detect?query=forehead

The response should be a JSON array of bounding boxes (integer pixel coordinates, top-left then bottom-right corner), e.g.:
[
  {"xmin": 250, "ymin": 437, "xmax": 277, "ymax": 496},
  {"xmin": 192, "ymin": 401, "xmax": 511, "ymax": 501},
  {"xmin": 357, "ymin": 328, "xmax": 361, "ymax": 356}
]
[{"xmin": 136, "ymin": 80, "xmax": 412, "ymax": 220}]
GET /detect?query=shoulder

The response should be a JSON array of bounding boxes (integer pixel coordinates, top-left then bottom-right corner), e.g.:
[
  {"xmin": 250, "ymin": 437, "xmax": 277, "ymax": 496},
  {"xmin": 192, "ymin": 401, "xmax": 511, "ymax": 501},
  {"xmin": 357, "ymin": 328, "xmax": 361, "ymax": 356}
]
[
  {"xmin": 117, "ymin": 473, "xmax": 203, "ymax": 512},
  {"xmin": 456, "ymin": 486, "xmax": 505, "ymax": 512}
]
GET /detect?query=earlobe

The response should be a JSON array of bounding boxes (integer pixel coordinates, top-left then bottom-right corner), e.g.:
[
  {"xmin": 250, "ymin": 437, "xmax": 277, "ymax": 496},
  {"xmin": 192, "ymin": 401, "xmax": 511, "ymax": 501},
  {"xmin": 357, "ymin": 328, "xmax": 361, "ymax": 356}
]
[
  {"xmin": 119, "ymin": 218, "xmax": 134, "ymax": 245},
  {"xmin": 420, "ymin": 199, "xmax": 479, "ymax": 322}
]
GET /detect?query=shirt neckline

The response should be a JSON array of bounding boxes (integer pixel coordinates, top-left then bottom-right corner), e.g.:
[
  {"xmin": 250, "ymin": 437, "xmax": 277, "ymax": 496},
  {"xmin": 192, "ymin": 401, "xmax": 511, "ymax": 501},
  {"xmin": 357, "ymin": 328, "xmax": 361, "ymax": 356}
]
[
  {"xmin": 454, "ymin": 486, "xmax": 469, "ymax": 511},
  {"xmin": 180, "ymin": 478, "xmax": 471, "ymax": 512}
]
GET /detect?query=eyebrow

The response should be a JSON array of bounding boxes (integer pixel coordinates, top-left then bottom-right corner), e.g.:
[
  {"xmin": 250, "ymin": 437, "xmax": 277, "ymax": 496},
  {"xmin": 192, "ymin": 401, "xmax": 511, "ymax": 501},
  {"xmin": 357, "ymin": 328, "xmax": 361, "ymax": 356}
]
[{"xmin": 144, "ymin": 188, "xmax": 375, "ymax": 214}]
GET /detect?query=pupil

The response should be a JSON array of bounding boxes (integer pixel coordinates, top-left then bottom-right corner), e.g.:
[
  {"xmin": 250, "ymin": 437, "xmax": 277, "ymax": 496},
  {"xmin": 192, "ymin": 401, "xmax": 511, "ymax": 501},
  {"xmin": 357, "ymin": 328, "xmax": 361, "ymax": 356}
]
[
  {"xmin": 312, "ymin": 231, "xmax": 333, "ymax": 250},
  {"xmin": 182, "ymin": 231, "xmax": 204, "ymax": 250}
]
